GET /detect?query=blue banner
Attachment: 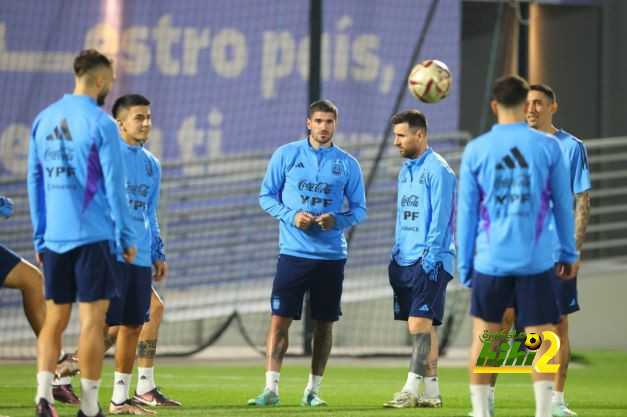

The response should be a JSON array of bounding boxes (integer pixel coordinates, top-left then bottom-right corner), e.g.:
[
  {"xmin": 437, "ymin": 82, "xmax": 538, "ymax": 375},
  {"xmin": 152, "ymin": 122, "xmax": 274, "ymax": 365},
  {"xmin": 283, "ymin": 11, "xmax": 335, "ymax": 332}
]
[{"xmin": 0, "ymin": 0, "xmax": 460, "ymax": 177}]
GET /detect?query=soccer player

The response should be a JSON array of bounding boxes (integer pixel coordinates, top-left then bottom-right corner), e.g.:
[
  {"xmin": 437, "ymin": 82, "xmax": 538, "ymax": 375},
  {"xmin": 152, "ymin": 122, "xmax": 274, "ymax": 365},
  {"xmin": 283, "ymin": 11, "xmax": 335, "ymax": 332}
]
[
  {"xmin": 28, "ymin": 49, "xmax": 137, "ymax": 417},
  {"xmin": 53, "ymin": 95, "xmax": 180, "ymax": 411},
  {"xmin": 105, "ymin": 94, "xmax": 173, "ymax": 414},
  {"xmin": 0, "ymin": 198, "xmax": 76, "ymax": 405},
  {"xmin": 527, "ymin": 84, "xmax": 590, "ymax": 417},
  {"xmin": 0, "ymin": 196, "xmax": 46, "ymax": 337},
  {"xmin": 470, "ymin": 84, "xmax": 592, "ymax": 417},
  {"xmin": 382, "ymin": 110, "xmax": 456, "ymax": 409},
  {"xmin": 249, "ymin": 99, "xmax": 367, "ymax": 407},
  {"xmin": 457, "ymin": 75, "xmax": 579, "ymax": 417}
]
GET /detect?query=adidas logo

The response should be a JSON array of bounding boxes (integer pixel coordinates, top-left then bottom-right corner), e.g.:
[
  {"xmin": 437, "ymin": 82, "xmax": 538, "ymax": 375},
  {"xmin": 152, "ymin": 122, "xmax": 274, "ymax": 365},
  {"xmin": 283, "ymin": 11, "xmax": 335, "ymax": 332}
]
[
  {"xmin": 570, "ymin": 298, "xmax": 577, "ymax": 307},
  {"xmin": 116, "ymin": 380, "xmax": 126, "ymax": 385},
  {"xmin": 419, "ymin": 304, "xmax": 429, "ymax": 312},
  {"xmin": 140, "ymin": 375, "xmax": 148, "ymax": 380},
  {"xmin": 496, "ymin": 147, "xmax": 528, "ymax": 170},
  {"xmin": 295, "ymin": 162, "xmax": 305, "ymax": 168}
]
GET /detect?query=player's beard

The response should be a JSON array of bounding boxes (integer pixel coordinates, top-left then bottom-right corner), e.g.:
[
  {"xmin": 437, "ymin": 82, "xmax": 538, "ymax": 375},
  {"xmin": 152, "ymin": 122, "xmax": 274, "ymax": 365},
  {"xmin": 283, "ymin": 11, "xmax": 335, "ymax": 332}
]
[
  {"xmin": 401, "ymin": 148, "xmax": 419, "ymax": 159},
  {"xmin": 312, "ymin": 131, "xmax": 333, "ymax": 146},
  {"xmin": 96, "ymin": 91, "xmax": 108, "ymax": 107}
]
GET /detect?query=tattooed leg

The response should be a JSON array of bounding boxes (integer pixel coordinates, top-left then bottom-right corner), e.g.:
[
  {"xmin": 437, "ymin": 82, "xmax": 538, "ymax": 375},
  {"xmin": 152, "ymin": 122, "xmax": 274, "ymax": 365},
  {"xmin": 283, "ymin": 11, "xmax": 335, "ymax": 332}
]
[
  {"xmin": 266, "ymin": 315, "xmax": 292, "ymax": 372},
  {"xmin": 311, "ymin": 321, "xmax": 333, "ymax": 376},
  {"xmin": 137, "ymin": 289, "xmax": 164, "ymax": 368},
  {"xmin": 554, "ymin": 315, "xmax": 570, "ymax": 392},
  {"xmin": 137, "ymin": 339, "xmax": 157, "ymax": 360},
  {"xmin": 408, "ymin": 317, "xmax": 434, "ymax": 375},
  {"xmin": 410, "ymin": 332, "xmax": 431, "ymax": 375},
  {"xmin": 424, "ymin": 327, "xmax": 439, "ymax": 377}
]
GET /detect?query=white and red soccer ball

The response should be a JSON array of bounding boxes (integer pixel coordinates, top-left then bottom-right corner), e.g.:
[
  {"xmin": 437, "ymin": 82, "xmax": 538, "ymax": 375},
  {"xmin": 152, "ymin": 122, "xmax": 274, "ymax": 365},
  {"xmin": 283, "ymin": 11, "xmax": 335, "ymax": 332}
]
[{"xmin": 407, "ymin": 59, "xmax": 452, "ymax": 103}]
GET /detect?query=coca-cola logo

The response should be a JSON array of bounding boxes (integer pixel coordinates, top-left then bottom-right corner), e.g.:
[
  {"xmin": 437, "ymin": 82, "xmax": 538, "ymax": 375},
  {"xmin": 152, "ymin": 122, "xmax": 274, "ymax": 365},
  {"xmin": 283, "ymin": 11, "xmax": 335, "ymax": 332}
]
[
  {"xmin": 298, "ymin": 179, "xmax": 333, "ymax": 194},
  {"xmin": 401, "ymin": 194, "xmax": 419, "ymax": 207},
  {"xmin": 126, "ymin": 182, "xmax": 149, "ymax": 197},
  {"xmin": 44, "ymin": 148, "xmax": 74, "ymax": 161}
]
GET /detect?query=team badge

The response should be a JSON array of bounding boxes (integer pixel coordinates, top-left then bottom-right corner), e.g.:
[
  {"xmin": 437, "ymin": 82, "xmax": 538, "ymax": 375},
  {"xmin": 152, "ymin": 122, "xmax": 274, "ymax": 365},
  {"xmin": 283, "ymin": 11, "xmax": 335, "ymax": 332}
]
[
  {"xmin": 331, "ymin": 161, "xmax": 342, "ymax": 176},
  {"xmin": 272, "ymin": 296, "xmax": 281, "ymax": 310}
]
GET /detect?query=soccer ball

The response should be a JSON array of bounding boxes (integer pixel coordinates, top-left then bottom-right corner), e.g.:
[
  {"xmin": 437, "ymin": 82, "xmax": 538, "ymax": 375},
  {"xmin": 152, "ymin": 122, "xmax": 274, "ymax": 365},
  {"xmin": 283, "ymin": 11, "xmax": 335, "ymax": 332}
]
[
  {"xmin": 524, "ymin": 333, "xmax": 542, "ymax": 350},
  {"xmin": 407, "ymin": 59, "xmax": 452, "ymax": 103}
]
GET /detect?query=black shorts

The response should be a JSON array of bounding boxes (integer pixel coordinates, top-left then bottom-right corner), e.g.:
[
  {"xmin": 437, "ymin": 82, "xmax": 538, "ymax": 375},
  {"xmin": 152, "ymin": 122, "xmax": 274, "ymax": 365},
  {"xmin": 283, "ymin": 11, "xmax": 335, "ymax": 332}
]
[
  {"xmin": 470, "ymin": 269, "xmax": 560, "ymax": 328},
  {"xmin": 0, "ymin": 243, "xmax": 21, "ymax": 287},
  {"xmin": 551, "ymin": 274, "xmax": 580, "ymax": 316},
  {"xmin": 271, "ymin": 254, "xmax": 346, "ymax": 322},
  {"xmin": 42, "ymin": 241, "xmax": 116, "ymax": 303},
  {"xmin": 388, "ymin": 259, "xmax": 452, "ymax": 326},
  {"xmin": 106, "ymin": 262, "xmax": 152, "ymax": 326}
]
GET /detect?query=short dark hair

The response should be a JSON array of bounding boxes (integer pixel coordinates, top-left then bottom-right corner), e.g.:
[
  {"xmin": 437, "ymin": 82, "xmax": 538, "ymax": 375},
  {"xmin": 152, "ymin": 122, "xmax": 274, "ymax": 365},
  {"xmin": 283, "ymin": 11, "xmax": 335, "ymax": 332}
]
[
  {"xmin": 493, "ymin": 75, "xmax": 529, "ymax": 107},
  {"xmin": 112, "ymin": 94, "xmax": 151, "ymax": 119},
  {"xmin": 308, "ymin": 99, "xmax": 338, "ymax": 120},
  {"xmin": 529, "ymin": 84, "xmax": 557, "ymax": 103},
  {"xmin": 73, "ymin": 49, "xmax": 113, "ymax": 77},
  {"xmin": 390, "ymin": 109, "xmax": 428, "ymax": 132}
]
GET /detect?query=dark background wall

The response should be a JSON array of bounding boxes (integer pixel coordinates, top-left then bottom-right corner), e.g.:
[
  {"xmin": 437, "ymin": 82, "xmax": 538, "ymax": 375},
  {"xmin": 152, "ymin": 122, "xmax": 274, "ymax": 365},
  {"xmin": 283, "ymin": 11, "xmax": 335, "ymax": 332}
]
[{"xmin": 460, "ymin": 0, "xmax": 626, "ymax": 139}]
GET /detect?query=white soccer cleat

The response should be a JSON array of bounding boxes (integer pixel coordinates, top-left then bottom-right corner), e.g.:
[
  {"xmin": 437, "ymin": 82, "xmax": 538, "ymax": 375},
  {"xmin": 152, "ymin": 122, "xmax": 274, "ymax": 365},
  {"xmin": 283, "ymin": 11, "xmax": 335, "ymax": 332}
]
[
  {"xmin": 468, "ymin": 396, "xmax": 495, "ymax": 416},
  {"xmin": 552, "ymin": 402, "xmax": 577, "ymax": 417},
  {"xmin": 382, "ymin": 391, "xmax": 418, "ymax": 408},
  {"xmin": 417, "ymin": 393, "xmax": 443, "ymax": 408}
]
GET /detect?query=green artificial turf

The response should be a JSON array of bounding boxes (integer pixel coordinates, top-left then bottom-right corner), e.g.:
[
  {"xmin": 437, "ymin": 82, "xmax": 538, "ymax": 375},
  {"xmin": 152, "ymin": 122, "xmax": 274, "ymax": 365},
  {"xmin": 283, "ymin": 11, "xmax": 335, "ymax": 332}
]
[{"xmin": 1, "ymin": 350, "xmax": 625, "ymax": 416}]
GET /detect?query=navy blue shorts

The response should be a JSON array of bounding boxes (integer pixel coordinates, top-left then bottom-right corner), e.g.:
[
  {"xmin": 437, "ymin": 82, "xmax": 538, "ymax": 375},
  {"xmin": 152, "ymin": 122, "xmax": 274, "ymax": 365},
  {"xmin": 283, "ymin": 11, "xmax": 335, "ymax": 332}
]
[
  {"xmin": 42, "ymin": 241, "xmax": 117, "ymax": 303},
  {"xmin": 106, "ymin": 262, "xmax": 152, "ymax": 326},
  {"xmin": 505, "ymin": 271, "xmax": 578, "ymax": 319},
  {"xmin": 0, "ymin": 243, "xmax": 21, "ymax": 287},
  {"xmin": 551, "ymin": 275, "xmax": 580, "ymax": 316},
  {"xmin": 271, "ymin": 254, "xmax": 346, "ymax": 322},
  {"xmin": 470, "ymin": 269, "xmax": 560, "ymax": 327},
  {"xmin": 388, "ymin": 259, "xmax": 452, "ymax": 326}
]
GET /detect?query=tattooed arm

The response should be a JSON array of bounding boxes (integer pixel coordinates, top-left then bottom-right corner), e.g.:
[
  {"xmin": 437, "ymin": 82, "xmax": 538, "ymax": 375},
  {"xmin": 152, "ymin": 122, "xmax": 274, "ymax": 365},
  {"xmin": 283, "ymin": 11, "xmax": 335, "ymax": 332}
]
[{"xmin": 574, "ymin": 191, "xmax": 591, "ymax": 251}]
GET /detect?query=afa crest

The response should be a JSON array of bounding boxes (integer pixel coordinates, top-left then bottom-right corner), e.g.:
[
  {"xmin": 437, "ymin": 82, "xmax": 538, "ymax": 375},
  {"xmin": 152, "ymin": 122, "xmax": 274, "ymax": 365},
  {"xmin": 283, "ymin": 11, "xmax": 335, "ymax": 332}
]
[{"xmin": 331, "ymin": 161, "xmax": 342, "ymax": 176}]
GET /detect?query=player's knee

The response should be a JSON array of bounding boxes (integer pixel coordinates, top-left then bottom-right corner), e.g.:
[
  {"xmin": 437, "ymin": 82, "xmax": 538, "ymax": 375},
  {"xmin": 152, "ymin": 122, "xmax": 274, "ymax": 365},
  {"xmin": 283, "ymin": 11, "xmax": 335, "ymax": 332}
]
[
  {"xmin": 107, "ymin": 325, "xmax": 120, "ymax": 342},
  {"xmin": 5, "ymin": 261, "xmax": 43, "ymax": 292},
  {"xmin": 501, "ymin": 308, "xmax": 515, "ymax": 330},
  {"xmin": 22, "ymin": 267, "xmax": 44, "ymax": 294},
  {"xmin": 124, "ymin": 324, "xmax": 143, "ymax": 337},
  {"xmin": 408, "ymin": 318, "xmax": 432, "ymax": 334},
  {"xmin": 151, "ymin": 298, "xmax": 165, "ymax": 321},
  {"xmin": 270, "ymin": 315, "xmax": 292, "ymax": 332},
  {"xmin": 80, "ymin": 307, "xmax": 108, "ymax": 329},
  {"xmin": 314, "ymin": 320, "xmax": 333, "ymax": 330},
  {"xmin": 556, "ymin": 315, "xmax": 569, "ymax": 336}
]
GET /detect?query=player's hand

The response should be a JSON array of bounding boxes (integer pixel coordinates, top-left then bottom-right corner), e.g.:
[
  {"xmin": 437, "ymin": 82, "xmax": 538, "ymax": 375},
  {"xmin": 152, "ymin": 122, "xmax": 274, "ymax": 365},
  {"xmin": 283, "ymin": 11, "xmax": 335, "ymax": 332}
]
[
  {"xmin": 570, "ymin": 259, "xmax": 581, "ymax": 277},
  {"xmin": 294, "ymin": 212, "xmax": 315, "ymax": 229},
  {"xmin": 460, "ymin": 268, "xmax": 473, "ymax": 288},
  {"xmin": 315, "ymin": 213, "xmax": 335, "ymax": 231},
  {"xmin": 153, "ymin": 260, "xmax": 168, "ymax": 282},
  {"xmin": 122, "ymin": 246, "xmax": 137, "ymax": 264},
  {"xmin": 0, "ymin": 196, "xmax": 14, "ymax": 219},
  {"xmin": 35, "ymin": 252, "xmax": 44, "ymax": 268},
  {"xmin": 555, "ymin": 261, "xmax": 578, "ymax": 280}
]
